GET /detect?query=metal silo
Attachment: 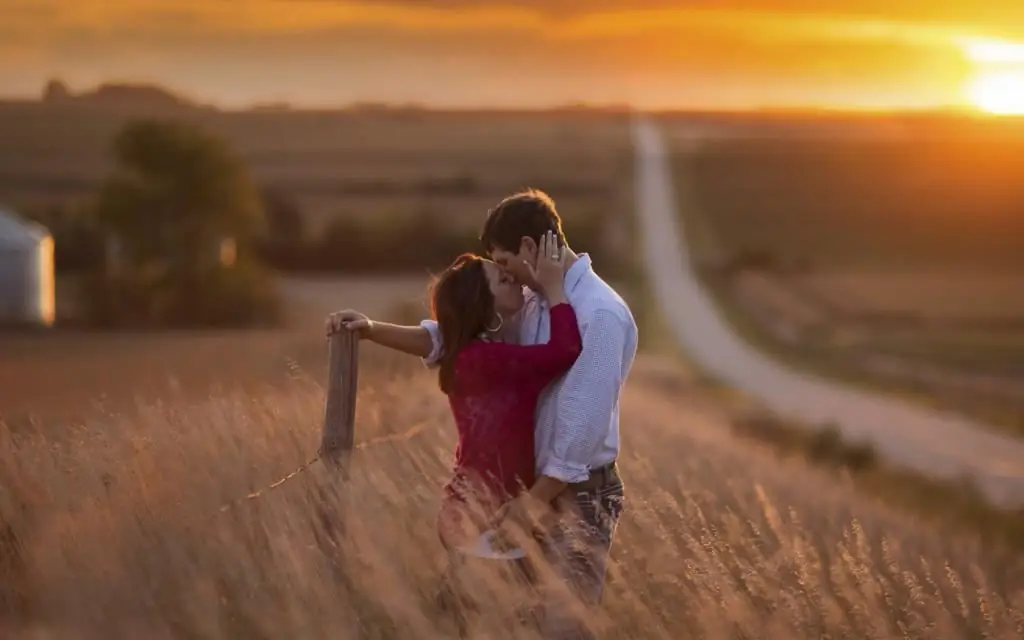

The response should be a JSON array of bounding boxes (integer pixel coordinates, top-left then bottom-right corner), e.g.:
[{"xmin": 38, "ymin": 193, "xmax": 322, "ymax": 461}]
[{"xmin": 0, "ymin": 208, "xmax": 55, "ymax": 327}]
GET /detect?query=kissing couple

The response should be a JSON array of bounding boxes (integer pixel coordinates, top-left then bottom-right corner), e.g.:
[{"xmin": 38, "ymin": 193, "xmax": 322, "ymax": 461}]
[{"xmin": 326, "ymin": 189, "xmax": 637, "ymax": 638}]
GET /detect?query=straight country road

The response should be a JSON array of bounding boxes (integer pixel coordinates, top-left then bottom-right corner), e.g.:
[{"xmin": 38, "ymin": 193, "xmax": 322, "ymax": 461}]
[{"xmin": 632, "ymin": 115, "xmax": 1024, "ymax": 509}]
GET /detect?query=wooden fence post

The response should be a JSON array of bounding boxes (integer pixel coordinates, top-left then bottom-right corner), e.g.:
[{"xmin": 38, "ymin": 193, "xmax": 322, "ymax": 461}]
[
  {"xmin": 321, "ymin": 330, "xmax": 359, "ymax": 472},
  {"xmin": 315, "ymin": 330, "xmax": 362, "ymax": 626}
]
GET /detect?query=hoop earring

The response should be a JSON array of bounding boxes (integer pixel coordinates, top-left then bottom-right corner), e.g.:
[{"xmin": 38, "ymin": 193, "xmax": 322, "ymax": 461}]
[{"xmin": 485, "ymin": 313, "xmax": 504, "ymax": 333}]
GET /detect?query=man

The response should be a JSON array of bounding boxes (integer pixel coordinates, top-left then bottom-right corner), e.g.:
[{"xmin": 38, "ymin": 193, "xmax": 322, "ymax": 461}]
[{"xmin": 327, "ymin": 189, "xmax": 637, "ymax": 638}]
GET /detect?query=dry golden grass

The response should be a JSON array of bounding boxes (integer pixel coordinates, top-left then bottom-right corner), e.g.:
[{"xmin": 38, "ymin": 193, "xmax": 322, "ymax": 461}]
[
  {"xmin": 793, "ymin": 269, "xmax": 1024, "ymax": 323},
  {"xmin": 730, "ymin": 271, "xmax": 830, "ymax": 338},
  {"xmin": 701, "ymin": 267, "xmax": 1024, "ymax": 436},
  {"xmin": 671, "ymin": 124, "xmax": 1024, "ymax": 270},
  {"xmin": 3, "ymin": 344, "xmax": 1023, "ymax": 639}
]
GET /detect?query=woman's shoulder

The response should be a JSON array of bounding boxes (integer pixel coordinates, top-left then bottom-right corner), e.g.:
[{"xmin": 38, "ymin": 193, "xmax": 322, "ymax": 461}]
[
  {"xmin": 456, "ymin": 336, "xmax": 499, "ymax": 360},
  {"xmin": 453, "ymin": 336, "xmax": 513, "ymax": 374},
  {"xmin": 450, "ymin": 337, "xmax": 481, "ymax": 362}
]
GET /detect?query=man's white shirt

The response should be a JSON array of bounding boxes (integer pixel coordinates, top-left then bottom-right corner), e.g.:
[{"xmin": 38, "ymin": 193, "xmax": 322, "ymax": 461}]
[{"xmin": 420, "ymin": 254, "xmax": 638, "ymax": 484}]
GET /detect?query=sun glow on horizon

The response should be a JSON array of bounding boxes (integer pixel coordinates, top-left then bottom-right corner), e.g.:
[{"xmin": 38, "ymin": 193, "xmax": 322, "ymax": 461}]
[
  {"xmin": 962, "ymin": 38, "xmax": 1024, "ymax": 115},
  {"xmin": 962, "ymin": 39, "xmax": 1024, "ymax": 64},
  {"xmin": 968, "ymin": 71, "xmax": 1024, "ymax": 115}
]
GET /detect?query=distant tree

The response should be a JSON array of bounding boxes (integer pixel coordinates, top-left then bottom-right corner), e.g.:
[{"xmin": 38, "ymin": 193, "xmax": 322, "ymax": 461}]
[
  {"xmin": 95, "ymin": 119, "xmax": 265, "ymax": 267},
  {"xmin": 261, "ymin": 188, "xmax": 305, "ymax": 245},
  {"xmin": 86, "ymin": 83, "xmax": 193, "ymax": 111},
  {"xmin": 42, "ymin": 78, "xmax": 72, "ymax": 102},
  {"xmin": 85, "ymin": 119, "xmax": 278, "ymax": 327}
]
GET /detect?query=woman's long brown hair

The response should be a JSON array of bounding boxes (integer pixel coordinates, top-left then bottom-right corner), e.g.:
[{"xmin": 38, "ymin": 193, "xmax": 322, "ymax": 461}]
[{"xmin": 429, "ymin": 253, "xmax": 496, "ymax": 395}]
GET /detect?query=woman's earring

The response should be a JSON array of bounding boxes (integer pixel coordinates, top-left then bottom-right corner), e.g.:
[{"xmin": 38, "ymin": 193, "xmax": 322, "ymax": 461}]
[{"xmin": 486, "ymin": 313, "xmax": 504, "ymax": 333}]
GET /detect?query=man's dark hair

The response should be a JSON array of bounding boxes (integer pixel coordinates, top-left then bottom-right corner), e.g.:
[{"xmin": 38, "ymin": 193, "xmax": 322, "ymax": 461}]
[{"xmin": 480, "ymin": 188, "xmax": 566, "ymax": 254}]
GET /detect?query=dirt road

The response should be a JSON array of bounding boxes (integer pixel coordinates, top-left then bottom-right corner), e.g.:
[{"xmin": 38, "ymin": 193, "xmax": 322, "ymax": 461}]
[{"xmin": 632, "ymin": 116, "xmax": 1024, "ymax": 509}]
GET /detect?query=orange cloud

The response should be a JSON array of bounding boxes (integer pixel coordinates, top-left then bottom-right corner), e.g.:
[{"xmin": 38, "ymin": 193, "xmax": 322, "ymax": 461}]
[
  {"xmin": 370, "ymin": 0, "xmax": 1024, "ymax": 35},
  {"xmin": 5, "ymin": 0, "xmax": 1016, "ymax": 42},
  {"xmin": 0, "ymin": 0, "xmax": 1013, "ymax": 109},
  {"xmin": 4, "ymin": 1, "xmax": 543, "ymax": 35}
]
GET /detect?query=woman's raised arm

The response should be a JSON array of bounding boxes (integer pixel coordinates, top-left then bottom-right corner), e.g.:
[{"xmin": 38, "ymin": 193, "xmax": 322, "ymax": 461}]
[{"xmin": 326, "ymin": 310, "xmax": 434, "ymax": 359}]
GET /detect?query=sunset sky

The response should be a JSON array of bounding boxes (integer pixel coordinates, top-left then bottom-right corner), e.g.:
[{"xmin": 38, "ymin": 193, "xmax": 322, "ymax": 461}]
[{"xmin": 3, "ymin": 0, "xmax": 1024, "ymax": 110}]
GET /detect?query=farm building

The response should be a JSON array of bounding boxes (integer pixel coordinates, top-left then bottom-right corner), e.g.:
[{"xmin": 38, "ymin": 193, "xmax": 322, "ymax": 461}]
[{"xmin": 0, "ymin": 208, "xmax": 55, "ymax": 327}]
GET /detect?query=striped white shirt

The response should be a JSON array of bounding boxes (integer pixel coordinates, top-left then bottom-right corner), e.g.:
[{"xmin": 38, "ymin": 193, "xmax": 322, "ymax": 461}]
[{"xmin": 420, "ymin": 254, "xmax": 638, "ymax": 484}]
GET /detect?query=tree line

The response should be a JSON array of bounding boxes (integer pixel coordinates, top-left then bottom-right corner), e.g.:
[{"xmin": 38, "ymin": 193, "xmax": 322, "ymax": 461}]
[{"xmin": 24, "ymin": 119, "xmax": 624, "ymax": 328}]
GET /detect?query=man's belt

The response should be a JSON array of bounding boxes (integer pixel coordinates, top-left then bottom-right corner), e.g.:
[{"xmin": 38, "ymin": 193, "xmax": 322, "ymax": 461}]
[{"xmin": 566, "ymin": 461, "xmax": 619, "ymax": 492}]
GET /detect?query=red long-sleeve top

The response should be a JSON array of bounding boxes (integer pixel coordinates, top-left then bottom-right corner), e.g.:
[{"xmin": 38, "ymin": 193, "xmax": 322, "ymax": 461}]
[{"xmin": 438, "ymin": 302, "xmax": 582, "ymax": 543}]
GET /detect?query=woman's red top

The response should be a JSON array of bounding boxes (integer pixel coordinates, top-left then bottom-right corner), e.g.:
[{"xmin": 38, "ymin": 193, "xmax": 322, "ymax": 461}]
[{"xmin": 437, "ymin": 302, "xmax": 581, "ymax": 546}]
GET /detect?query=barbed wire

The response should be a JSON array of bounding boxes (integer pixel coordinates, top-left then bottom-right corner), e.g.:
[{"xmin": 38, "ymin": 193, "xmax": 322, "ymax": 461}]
[
  {"xmin": 218, "ymin": 453, "xmax": 323, "ymax": 513},
  {"xmin": 216, "ymin": 420, "xmax": 430, "ymax": 513}
]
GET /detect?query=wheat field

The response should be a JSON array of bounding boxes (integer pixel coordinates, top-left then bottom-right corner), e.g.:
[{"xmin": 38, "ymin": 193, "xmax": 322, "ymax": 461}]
[{"xmin": 3, "ymin": 339, "xmax": 1022, "ymax": 639}]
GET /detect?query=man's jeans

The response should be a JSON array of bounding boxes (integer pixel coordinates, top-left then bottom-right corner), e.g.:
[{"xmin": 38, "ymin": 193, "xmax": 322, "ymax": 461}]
[{"xmin": 539, "ymin": 477, "xmax": 625, "ymax": 639}]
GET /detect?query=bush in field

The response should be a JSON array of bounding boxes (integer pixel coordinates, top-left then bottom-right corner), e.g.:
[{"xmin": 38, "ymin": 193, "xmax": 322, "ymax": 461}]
[
  {"xmin": 316, "ymin": 210, "xmax": 474, "ymax": 273},
  {"xmin": 83, "ymin": 119, "xmax": 280, "ymax": 327},
  {"xmin": 78, "ymin": 262, "xmax": 280, "ymax": 328}
]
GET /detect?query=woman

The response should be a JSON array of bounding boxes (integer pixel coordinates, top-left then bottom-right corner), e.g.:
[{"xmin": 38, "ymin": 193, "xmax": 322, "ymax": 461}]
[{"xmin": 329, "ymin": 231, "xmax": 579, "ymax": 549}]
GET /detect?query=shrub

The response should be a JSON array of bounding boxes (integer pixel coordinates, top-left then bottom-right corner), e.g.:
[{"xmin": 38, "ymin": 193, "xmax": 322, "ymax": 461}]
[{"xmin": 78, "ymin": 263, "xmax": 280, "ymax": 329}]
